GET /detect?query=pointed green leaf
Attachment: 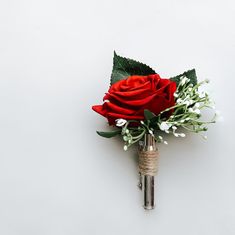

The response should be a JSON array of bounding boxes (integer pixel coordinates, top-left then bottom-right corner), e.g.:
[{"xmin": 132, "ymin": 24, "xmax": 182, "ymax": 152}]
[
  {"xmin": 144, "ymin": 109, "xmax": 156, "ymax": 120},
  {"xmin": 110, "ymin": 51, "xmax": 156, "ymax": 85},
  {"xmin": 96, "ymin": 129, "xmax": 121, "ymax": 138},
  {"xmin": 170, "ymin": 69, "xmax": 197, "ymax": 86}
]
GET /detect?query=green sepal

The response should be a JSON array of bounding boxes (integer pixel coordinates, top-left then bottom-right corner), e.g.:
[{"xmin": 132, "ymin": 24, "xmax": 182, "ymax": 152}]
[
  {"xmin": 170, "ymin": 69, "xmax": 197, "ymax": 86},
  {"xmin": 110, "ymin": 51, "xmax": 156, "ymax": 85},
  {"xmin": 96, "ymin": 129, "xmax": 121, "ymax": 138},
  {"xmin": 144, "ymin": 109, "xmax": 156, "ymax": 120}
]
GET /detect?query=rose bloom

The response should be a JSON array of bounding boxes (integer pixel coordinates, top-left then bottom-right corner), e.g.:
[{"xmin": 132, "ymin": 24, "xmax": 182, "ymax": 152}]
[{"xmin": 92, "ymin": 74, "xmax": 176, "ymax": 125}]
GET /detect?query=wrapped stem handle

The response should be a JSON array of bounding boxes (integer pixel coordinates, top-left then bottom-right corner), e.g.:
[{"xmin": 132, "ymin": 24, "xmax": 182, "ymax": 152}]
[{"xmin": 138, "ymin": 134, "xmax": 159, "ymax": 210}]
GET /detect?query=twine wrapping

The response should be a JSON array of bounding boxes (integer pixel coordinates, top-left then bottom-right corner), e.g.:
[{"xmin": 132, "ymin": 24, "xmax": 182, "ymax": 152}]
[{"xmin": 138, "ymin": 150, "xmax": 159, "ymax": 176}]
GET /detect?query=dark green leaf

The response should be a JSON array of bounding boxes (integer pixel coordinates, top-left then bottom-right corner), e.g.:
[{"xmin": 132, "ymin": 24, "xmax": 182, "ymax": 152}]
[
  {"xmin": 96, "ymin": 130, "xmax": 121, "ymax": 138},
  {"xmin": 110, "ymin": 51, "xmax": 156, "ymax": 85},
  {"xmin": 170, "ymin": 69, "xmax": 197, "ymax": 86},
  {"xmin": 144, "ymin": 109, "xmax": 156, "ymax": 120},
  {"xmin": 149, "ymin": 116, "xmax": 160, "ymax": 128}
]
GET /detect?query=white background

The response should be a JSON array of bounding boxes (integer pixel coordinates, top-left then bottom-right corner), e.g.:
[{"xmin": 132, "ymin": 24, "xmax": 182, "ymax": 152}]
[{"xmin": 0, "ymin": 0, "xmax": 234, "ymax": 234}]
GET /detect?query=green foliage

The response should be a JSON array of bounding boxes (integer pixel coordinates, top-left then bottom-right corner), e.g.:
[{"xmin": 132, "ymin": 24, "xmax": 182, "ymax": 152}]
[
  {"xmin": 110, "ymin": 51, "xmax": 156, "ymax": 85},
  {"xmin": 95, "ymin": 52, "xmax": 216, "ymax": 150},
  {"xmin": 144, "ymin": 109, "xmax": 156, "ymax": 120},
  {"xmin": 96, "ymin": 130, "xmax": 121, "ymax": 138},
  {"xmin": 170, "ymin": 69, "xmax": 197, "ymax": 86}
]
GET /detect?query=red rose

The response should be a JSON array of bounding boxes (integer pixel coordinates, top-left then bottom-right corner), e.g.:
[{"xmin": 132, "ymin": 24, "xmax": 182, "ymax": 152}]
[{"xmin": 92, "ymin": 74, "xmax": 176, "ymax": 125}]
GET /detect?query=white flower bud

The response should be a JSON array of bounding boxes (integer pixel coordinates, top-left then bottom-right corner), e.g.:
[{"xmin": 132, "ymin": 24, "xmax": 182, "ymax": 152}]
[
  {"xmin": 194, "ymin": 109, "xmax": 201, "ymax": 114},
  {"xmin": 181, "ymin": 77, "xmax": 188, "ymax": 85},
  {"xmin": 177, "ymin": 98, "xmax": 182, "ymax": 104},
  {"xmin": 123, "ymin": 136, "xmax": 128, "ymax": 141},
  {"xmin": 115, "ymin": 118, "xmax": 127, "ymax": 127},
  {"xmin": 159, "ymin": 122, "xmax": 170, "ymax": 131},
  {"xmin": 189, "ymin": 108, "xmax": 194, "ymax": 113},
  {"xmin": 179, "ymin": 133, "xmax": 186, "ymax": 137},
  {"xmin": 199, "ymin": 91, "xmax": 205, "ymax": 98}
]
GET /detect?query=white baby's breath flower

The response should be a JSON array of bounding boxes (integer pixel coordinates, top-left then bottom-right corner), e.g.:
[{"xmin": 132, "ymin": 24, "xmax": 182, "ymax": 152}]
[
  {"xmin": 123, "ymin": 145, "xmax": 128, "ymax": 151},
  {"xmin": 188, "ymin": 108, "xmax": 194, "ymax": 113},
  {"xmin": 123, "ymin": 136, "xmax": 128, "ymax": 141},
  {"xmin": 177, "ymin": 98, "xmax": 183, "ymax": 104},
  {"xmin": 195, "ymin": 103, "xmax": 200, "ymax": 108},
  {"xmin": 159, "ymin": 122, "xmax": 171, "ymax": 131},
  {"xmin": 199, "ymin": 91, "xmax": 205, "ymax": 98},
  {"xmin": 179, "ymin": 133, "xmax": 186, "ymax": 137},
  {"xmin": 158, "ymin": 136, "xmax": 163, "ymax": 140},
  {"xmin": 184, "ymin": 100, "xmax": 190, "ymax": 106},
  {"xmin": 172, "ymin": 126, "xmax": 177, "ymax": 130},
  {"xmin": 181, "ymin": 77, "xmax": 188, "ymax": 86},
  {"xmin": 189, "ymin": 100, "xmax": 194, "ymax": 105},
  {"xmin": 149, "ymin": 130, "xmax": 154, "ymax": 135},
  {"xmin": 194, "ymin": 109, "xmax": 201, "ymax": 115},
  {"xmin": 173, "ymin": 133, "xmax": 179, "ymax": 137},
  {"xmin": 115, "ymin": 118, "xmax": 127, "ymax": 127},
  {"xmin": 163, "ymin": 141, "xmax": 168, "ymax": 145},
  {"xmin": 174, "ymin": 93, "xmax": 178, "ymax": 98}
]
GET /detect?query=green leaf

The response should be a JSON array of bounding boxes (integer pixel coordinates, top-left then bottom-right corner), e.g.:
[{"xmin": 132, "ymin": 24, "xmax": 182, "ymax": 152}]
[
  {"xmin": 110, "ymin": 51, "xmax": 156, "ymax": 85},
  {"xmin": 144, "ymin": 109, "xmax": 156, "ymax": 120},
  {"xmin": 96, "ymin": 129, "xmax": 121, "ymax": 138},
  {"xmin": 170, "ymin": 69, "xmax": 197, "ymax": 86}
]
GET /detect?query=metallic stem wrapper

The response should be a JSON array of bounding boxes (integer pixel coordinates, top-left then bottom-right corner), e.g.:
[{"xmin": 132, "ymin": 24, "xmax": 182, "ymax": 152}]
[{"xmin": 138, "ymin": 134, "xmax": 158, "ymax": 210}]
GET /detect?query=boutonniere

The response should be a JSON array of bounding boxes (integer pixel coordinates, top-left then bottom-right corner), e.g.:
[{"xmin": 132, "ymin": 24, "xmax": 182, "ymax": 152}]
[{"xmin": 92, "ymin": 52, "xmax": 217, "ymax": 210}]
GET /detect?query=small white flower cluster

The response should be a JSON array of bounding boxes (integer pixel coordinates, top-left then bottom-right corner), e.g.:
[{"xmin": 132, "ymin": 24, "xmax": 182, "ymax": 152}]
[
  {"xmin": 159, "ymin": 121, "xmax": 186, "ymax": 138},
  {"xmin": 160, "ymin": 76, "xmax": 216, "ymax": 139},
  {"xmin": 113, "ymin": 76, "xmax": 217, "ymax": 151},
  {"xmin": 188, "ymin": 104, "xmax": 201, "ymax": 115}
]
